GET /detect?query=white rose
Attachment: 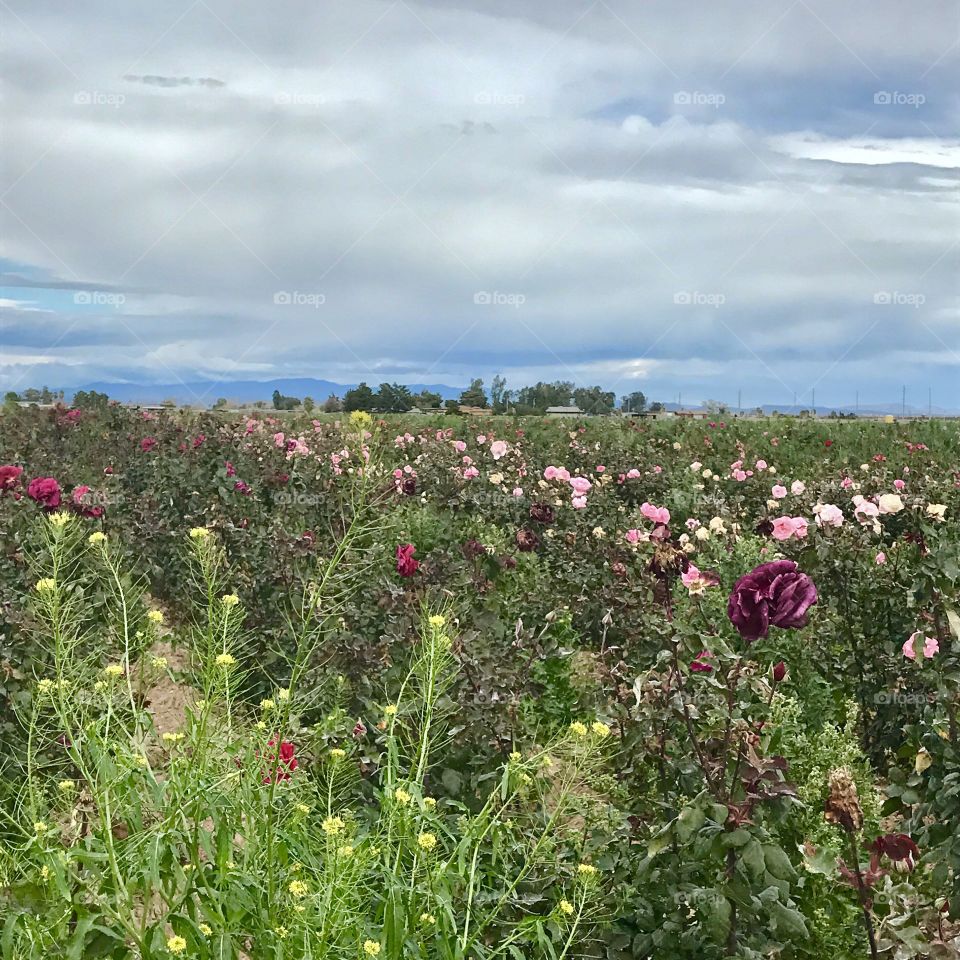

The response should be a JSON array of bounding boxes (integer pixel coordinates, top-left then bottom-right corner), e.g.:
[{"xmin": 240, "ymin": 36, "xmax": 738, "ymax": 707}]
[{"xmin": 878, "ymin": 493, "xmax": 904, "ymax": 515}]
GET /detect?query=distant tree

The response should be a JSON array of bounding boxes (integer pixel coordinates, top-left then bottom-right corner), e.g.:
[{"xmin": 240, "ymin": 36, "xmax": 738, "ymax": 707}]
[
  {"xmin": 702, "ymin": 399, "xmax": 729, "ymax": 414},
  {"xmin": 458, "ymin": 378, "xmax": 488, "ymax": 408},
  {"xmin": 573, "ymin": 386, "xmax": 615, "ymax": 415},
  {"xmin": 414, "ymin": 389, "xmax": 442, "ymax": 410},
  {"xmin": 444, "ymin": 400, "xmax": 461, "ymax": 414},
  {"xmin": 491, "ymin": 375, "xmax": 511, "ymax": 413},
  {"xmin": 72, "ymin": 389, "xmax": 110, "ymax": 410},
  {"xmin": 621, "ymin": 391, "xmax": 647, "ymax": 413},
  {"xmin": 302, "ymin": 396, "xmax": 315, "ymax": 413},
  {"xmin": 3, "ymin": 391, "xmax": 20, "ymax": 411},
  {"xmin": 323, "ymin": 394, "xmax": 343, "ymax": 413},
  {"xmin": 649, "ymin": 401, "xmax": 664, "ymax": 413},
  {"xmin": 39, "ymin": 386, "xmax": 54, "ymax": 403},
  {"xmin": 253, "ymin": 400, "xmax": 267, "ymax": 409},
  {"xmin": 212, "ymin": 397, "xmax": 228, "ymax": 410},
  {"xmin": 22, "ymin": 388, "xmax": 41, "ymax": 403},
  {"xmin": 343, "ymin": 382, "xmax": 376, "ymax": 412},
  {"xmin": 272, "ymin": 388, "xmax": 299, "ymax": 411},
  {"xmin": 375, "ymin": 382, "xmax": 414, "ymax": 413}
]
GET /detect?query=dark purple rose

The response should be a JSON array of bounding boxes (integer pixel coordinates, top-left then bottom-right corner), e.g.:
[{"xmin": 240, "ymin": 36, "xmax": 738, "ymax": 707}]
[
  {"xmin": 401, "ymin": 477, "xmax": 417, "ymax": 496},
  {"xmin": 529, "ymin": 502, "xmax": 555, "ymax": 524},
  {"xmin": 727, "ymin": 560, "xmax": 818, "ymax": 642}
]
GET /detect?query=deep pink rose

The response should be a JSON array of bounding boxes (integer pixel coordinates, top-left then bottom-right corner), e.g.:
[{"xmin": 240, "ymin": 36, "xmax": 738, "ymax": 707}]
[
  {"xmin": 396, "ymin": 543, "xmax": 419, "ymax": 577},
  {"xmin": 27, "ymin": 476, "xmax": 61, "ymax": 509},
  {"xmin": 140, "ymin": 437, "xmax": 157, "ymax": 452},
  {"xmin": 71, "ymin": 485, "xmax": 104, "ymax": 518},
  {"xmin": 727, "ymin": 560, "xmax": 818, "ymax": 642}
]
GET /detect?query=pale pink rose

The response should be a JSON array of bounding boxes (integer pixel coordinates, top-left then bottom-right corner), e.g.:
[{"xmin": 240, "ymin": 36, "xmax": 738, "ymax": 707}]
[
  {"xmin": 841, "ymin": 476, "xmax": 853, "ymax": 489},
  {"xmin": 771, "ymin": 516, "xmax": 798, "ymax": 541},
  {"xmin": 853, "ymin": 496, "xmax": 880, "ymax": 522},
  {"xmin": 791, "ymin": 480, "xmax": 805, "ymax": 495},
  {"xmin": 544, "ymin": 466, "xmax": 558, "ymax": 480},
  {"xmin": 772, "ymin": 485, "xmax": 788, "ymax": 499},
  {"xmin": 733, "ymin": 469, "xmax": 747, "ymax": 482},
  {"xmin": 273, "ymin": 432, "xmax": 286, "ymax": 447},
  {"xmin": 681, "ymin": 564, "xmax": 716, "ymax": 595},
  {"xmin": 793, "ymin": 517, "xmax": 809, "ymax": 538},
  {"xmin": 814, "ymin": 503, "xmax": 844, "ymax": 527},
  {"xmin": 625, "ymin": 528, "xmax": 640, "ymax": 544},
  {"xmin": 463, "ymin": 466, "xmax": 479, "ymax": 479},
  {"xmin": 454, "ymin": 440, "xmax": 467, "ymax": 453},
  {"xmin": 571, "ymin": 495, "xmax": 587, "ymax": 510},
  {"xmin": 626, "ymin": 468, "xmax": 641, "ymax": 479},
  {"xmin": 490, "ymin": 440, "xmax": 508, "ymax": 460},
  {"xmin": 653, "ymin": 465, "xmax": 663, "ymax": 474},
  {"xmin": 893, "ymin": 478, "xmax": 905, "ymax": 490},
  {"xmin": 476, "ymin": 435, "xmax": 486, "ymax": 444},
  {"xmin": 875, "ymin": 552, "xmax": 886, "ymax": 565},
  {"xmin": 596, "ymin": 465, "xmax": 606, "ymax": 473},
  {"xmin": 570, "ymin": 476, "xmax": 592, "ymax": 495},
  {"xmin": 640, "ymin": 502, "xmax": 670, "ymax": 525},
  {"xmin": 755, "ymin": 459, "xmax": 768, "ymax": 470},
  {"xmin": 903, "ymin": 632, "xmax": 939, "ymax": 660},
  {"xmin": 512, "ymin": 487, "xmax": 523, "ymax": 497}
]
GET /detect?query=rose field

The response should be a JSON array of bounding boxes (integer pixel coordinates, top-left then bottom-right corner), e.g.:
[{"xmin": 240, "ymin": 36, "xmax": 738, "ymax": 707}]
[{"xmin": 0, "ymin": 403, "xmax": 958, "ymax": 959}]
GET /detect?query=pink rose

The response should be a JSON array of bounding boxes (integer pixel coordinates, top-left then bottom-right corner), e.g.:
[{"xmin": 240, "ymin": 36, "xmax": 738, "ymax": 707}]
[
  {"xmin": 640, "ymin": 502, "xmax": 670, "ymax": 525},
  {"xmin": 490, "ymin": 440, "xmax": 508, "ymax": 460},
  {"xmin": 903, "ymin": 632, "xmax": 938, "ymax": 660},
  {"xmin": 791, "ymin": 480, "xmax": 805, "ymax": 495},
  {"xmin": 814, "ymin": 504, "xmax": 844, "ymax": 528},
  {"xmin": 772, "ymin": 485, "xmax": 787, "ymax": 499},
  {"xmin": 875, "ymin": 552, "xmax": 886, "ymax": 565}
]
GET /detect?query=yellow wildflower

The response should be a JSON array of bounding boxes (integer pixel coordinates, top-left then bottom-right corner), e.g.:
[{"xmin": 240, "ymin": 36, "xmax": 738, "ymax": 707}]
[
  {"xmin": 260, "ymin": 699, "xmax": 275, "ymax": 711},
  {"xmin": 559, "ymin": 899, "xmax": 575, "ymax": 916},
  {"xmin": 330, "ymin": 748, "xmax": 346, "ymax": 760},
  {"xmin": 394, "ymin": 788, "xmax": 411, "ymax": 806},
  {"xmin": 166, "ymin": 935, "xmax": 187, "ymax": 954},
  {"xmin": 277, "ymin": 687, "xmax": 290, "ymax": 701},
  {"xmin": 321, "ymin": 816, "xmax": 344, "ymax": 836},
  {"xmin": 215, "ymin": 653, "xmax": 236, "ymax": 668},
  {"xmin": 295, "ymin": 803, "xmax": 310, "ymax": 815},
  {"xmin": 35, "ymin": 578, "xmax": 56, "ymax": 594},
  {"xmin": 57, "ymin": 779, "xmax": 75, "ymax": 793},
  {"xmin": 420, "ymin": 913, "xmax": 436, "ymax": 924},
  {"xmin": 147, "ymin": 610, "xmax": 164, "ymax": 624},
  {"xmin": 338, "ymin": 844, "xmax": 355, "ymax": 858},
  {"xmin": 383, "ymin": 704, "xmax": 398, "ymax": 717},
  {"xmin": 288, "ymin": 879, "xmax": 308, "ymax": 898},
  {"xmin": 37, "ymin": 678, "xmax": 55, "ymax": 694},
  {"xmin": 569, "ymin": 721, "xmax": 588, "ymax": 738},
  {"xmin": 577, "ymin": 863, "xmax": 598, "ymax": 877},
  {"xmin": 49, "ymin": 511, "xmax": 71, "ymax": 528},
  {"xmin": 363, "ymin": 941, "xmax": 381, "ymax": 956},
  {"xmin": 591, "ymin": 721, "xmax": 611, "ymax": 738},
  {"xmin": 221, "ymin": 593, "xmax": 239, "ymax": 607},
  {"xmin": 423, "ymin": 797, "xmax": 436, "ymax": 810},
  {"xmin": 188, "ymin": 527, "xmax": 209, "ymax": 540},
  {"xmin": 151, "ymin": 656, "xmax": 168, "ymax": 669},
  {"xmin": 34, "ymin": 821, "xmax": 49, "ymax": 835},
  {"xmin": 428, "ymin": 614, "xmax": 446, "ymax": 627},
  {"xmin": 417, "ymin": 832, "xmax": 437, "ymax": 852},
  {"xmin": 199, "ymin": 924, "xmax": 212, "ymax": 937},
  {"xmin": 88, "ymin": 531, "xmax": 107, "ymax": 546},
  {"xmin": 349, "ymin": 410, "xmax": 373, "ymax": 430},
  {"xmin": 103, "ymin": 664, "xmax": 124, "ymax": 678}
]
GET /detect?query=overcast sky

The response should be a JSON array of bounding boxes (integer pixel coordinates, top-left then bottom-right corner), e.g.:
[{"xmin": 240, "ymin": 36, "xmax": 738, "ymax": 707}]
[{"xmin": 1, "ymin": 0, "xmax": 958, "ymax": 409}]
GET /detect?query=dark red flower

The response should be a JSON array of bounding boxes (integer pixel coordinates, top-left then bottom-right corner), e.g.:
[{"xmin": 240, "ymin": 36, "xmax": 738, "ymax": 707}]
[
  {"xmin": 352, "ymin": 719, "xmax": 367, "ymax": 738},
  {"xmin": 515, "ymin": 528, "xmax": 539, "ymax": 552},
  {"xmin": 225, "ymin": 461, "xmax": 236, "ymax": 477},
  {"xmin": 0, "ymin": 465, "xmax": 23, "ymax": 493},
  {"xmin": 872, "ymin": 833, "xmax": 919, "ymax": 872},
  {"xmin": 234, "ymin": 480, "xmax": 251, "ymax": 495},
  {"xmin": 690, "ymin": 651, "xmax": 714, "ymax": 673},
  {"xmin": 193, "ymin": 434, "xmax": 206, "ymax": 448},
  {"xmin": 824, "ymin": 439, "xmax": 833, "ymax": 448},
  {"xmin": 140, "ymin": 437, "xmax": 157, "ymax": 452},
  {"xmin": 772, "ymin": 661, "xmax": 787, "ymax": 683},
  {"xmin": 262, "ymin": 738, "xmax": 298, "ymax": 784},
  {"xmin": 462, "ymin": 539, "xmax": 487, "ymax": 559},
  {"xmin": 396, "ymin": 543, "xmax": 419, "ymax": 577},
  {"xmin": 27, "ymin": 476, "xmax": 61, "ymax": 509},
  {"xmin": 401, "ymin": 476, "xmax": 417, "ymax": 496},
  {"xmin": 727, "ymin": 560, "xmax": 818, "ymax": 642},
  {"xmin": 529, "ymin": 502, "xmax": 556, "ymax": 524}
]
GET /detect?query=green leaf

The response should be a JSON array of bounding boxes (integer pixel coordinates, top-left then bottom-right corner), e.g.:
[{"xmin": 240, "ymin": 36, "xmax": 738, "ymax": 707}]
[{"xmin": 768, "ymin": 901, "xmax": 809, "ymax": 941}]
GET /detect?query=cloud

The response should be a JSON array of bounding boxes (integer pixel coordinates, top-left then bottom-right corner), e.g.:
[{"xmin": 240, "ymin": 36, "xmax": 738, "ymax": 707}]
[{"xmin": 0, "ymin": 0, "xmax": 957, "ymax": 407}]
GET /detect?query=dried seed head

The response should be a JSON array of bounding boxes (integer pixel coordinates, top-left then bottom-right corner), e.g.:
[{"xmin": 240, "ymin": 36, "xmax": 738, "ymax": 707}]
[{"xmin": 825, "ymin": 767, "xmax": 863, "ymax": 833}]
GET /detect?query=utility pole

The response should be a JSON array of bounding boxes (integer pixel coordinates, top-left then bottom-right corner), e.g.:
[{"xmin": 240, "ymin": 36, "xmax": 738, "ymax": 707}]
[
  {"xmin": 901, "ymin": 385, "xmax": 906, "ymax": 418},
  {"xmin": 811, "ymin": 388, "xmax": 815, "ymax": 417},
  {"xmin": 737, "ymin": 388, "xmax": 742, "ymax": 414}
]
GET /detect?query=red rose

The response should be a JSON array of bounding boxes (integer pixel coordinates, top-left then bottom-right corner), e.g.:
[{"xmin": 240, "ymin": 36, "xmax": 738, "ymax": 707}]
[
  {"xmin": 690, "ymin": 650, "xmax": 714, "ymax": 673},
  {"xmin": 71, "ymin": 485, "xmax": 104, "ymax": 518},
  {"xmin": 140, "ymin": 437, "xmax": 157, "ymax": 452},
  {"xmin": 262, "ymin": 738, "xmax": 298, "ymax": 784},
  {"xmin": 772, "ymin": 661, "xmax": 787, "ymax": 683}
]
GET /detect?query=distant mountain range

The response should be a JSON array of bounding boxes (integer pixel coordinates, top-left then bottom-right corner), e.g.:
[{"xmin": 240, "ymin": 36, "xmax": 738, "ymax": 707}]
[{"xmin": 65, "ymin": 378, "xmax": 464, "ymax": 406}]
